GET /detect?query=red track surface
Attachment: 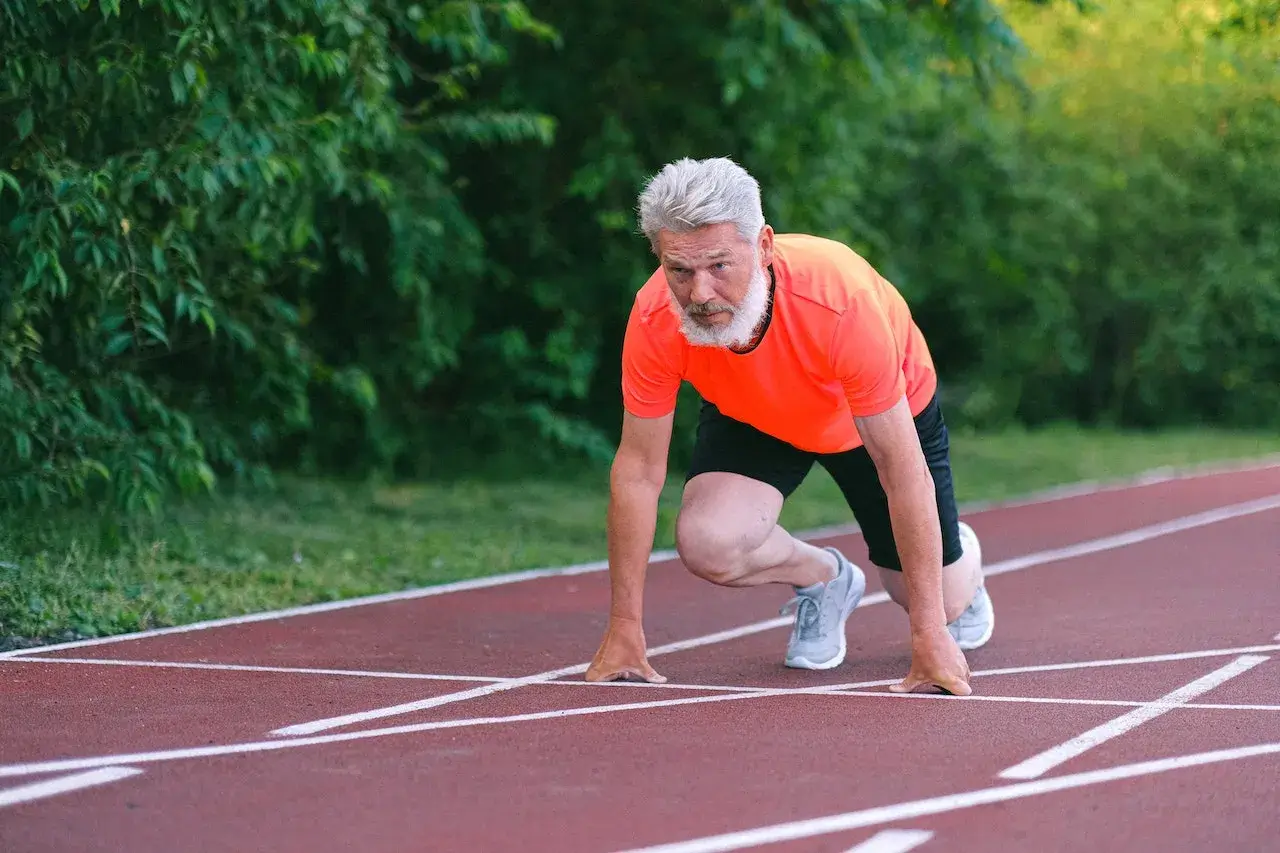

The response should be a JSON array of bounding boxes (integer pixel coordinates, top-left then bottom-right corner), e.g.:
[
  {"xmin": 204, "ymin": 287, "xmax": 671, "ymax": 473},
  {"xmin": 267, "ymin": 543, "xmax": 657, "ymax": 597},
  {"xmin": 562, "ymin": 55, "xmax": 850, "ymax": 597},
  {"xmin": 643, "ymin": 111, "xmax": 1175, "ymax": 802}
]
[{"xmin": 2, "ymin": 462, "xmax": 1278, "ymax": 852}]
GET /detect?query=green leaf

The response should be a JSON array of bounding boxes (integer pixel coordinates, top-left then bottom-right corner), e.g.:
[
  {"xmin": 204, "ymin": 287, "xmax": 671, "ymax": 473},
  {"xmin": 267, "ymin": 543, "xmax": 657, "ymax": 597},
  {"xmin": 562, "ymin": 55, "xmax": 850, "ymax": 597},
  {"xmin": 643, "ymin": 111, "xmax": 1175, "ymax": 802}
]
[
  {"xmin": 141, "ymin": 322, "xmax": 169, "ymax": 346},
  {"xmin": 105, "ymin": 332, "xmax": 134, "ymax": 356},
  {"xmin": 16, "ymin": 108, "xmax": 33, "ymax": 140},
  {"xmin": 0, "ymin": 171, "xmax": 20, "ymax": 199}
]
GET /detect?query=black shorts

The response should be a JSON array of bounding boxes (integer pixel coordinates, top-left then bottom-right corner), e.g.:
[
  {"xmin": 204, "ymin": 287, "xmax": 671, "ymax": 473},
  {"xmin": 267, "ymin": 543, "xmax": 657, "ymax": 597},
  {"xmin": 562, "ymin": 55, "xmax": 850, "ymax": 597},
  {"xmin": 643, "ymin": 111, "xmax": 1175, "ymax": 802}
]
[{"xmin": 685, "ymin": 394, "xmax": 963, "ymax": 571}]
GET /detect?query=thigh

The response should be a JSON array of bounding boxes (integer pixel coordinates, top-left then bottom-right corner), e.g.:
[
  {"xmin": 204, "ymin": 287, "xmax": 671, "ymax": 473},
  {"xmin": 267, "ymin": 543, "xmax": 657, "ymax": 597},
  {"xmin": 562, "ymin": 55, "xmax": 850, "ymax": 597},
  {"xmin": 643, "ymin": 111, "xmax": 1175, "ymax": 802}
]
[
  {"xmin": 680, "ymin": 401, "xmax": 813, "ymax": 544},
  {"xmin": 685, "ymin": 400, "xmax": 814, "ymax": 500},
  {"xmin": 818, "ymin": 394, "xmax": 963, "ymax": 570}
]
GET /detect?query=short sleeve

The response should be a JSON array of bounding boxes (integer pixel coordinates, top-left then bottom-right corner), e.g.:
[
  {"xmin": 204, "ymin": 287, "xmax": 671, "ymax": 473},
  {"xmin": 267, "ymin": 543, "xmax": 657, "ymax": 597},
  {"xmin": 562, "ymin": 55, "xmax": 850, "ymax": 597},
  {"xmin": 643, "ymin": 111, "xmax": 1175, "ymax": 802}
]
[
  {"xmin": 830, "ymin": 290, "xmax": 906, "ymax": 417},
  {"xmin": 620, "ymin": 301, "xmax": 683, "ymax": 418}
]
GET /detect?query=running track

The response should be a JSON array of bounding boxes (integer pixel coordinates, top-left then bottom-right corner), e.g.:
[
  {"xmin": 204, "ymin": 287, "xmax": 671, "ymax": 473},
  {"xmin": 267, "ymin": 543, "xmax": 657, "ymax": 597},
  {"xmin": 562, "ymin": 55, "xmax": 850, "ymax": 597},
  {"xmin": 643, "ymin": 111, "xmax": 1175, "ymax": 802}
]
[{"xmin": 2, "ymin": 460, "xmax": 1279, "ymax": 852}]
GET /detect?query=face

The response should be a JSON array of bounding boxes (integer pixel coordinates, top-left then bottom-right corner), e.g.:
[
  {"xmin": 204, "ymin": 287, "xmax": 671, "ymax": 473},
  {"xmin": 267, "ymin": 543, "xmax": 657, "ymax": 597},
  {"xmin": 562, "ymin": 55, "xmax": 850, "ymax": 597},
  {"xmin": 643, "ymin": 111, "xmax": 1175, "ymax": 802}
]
[{"xmin": 658, "ymin": 222, "xmax": 774, "ymax": 348}]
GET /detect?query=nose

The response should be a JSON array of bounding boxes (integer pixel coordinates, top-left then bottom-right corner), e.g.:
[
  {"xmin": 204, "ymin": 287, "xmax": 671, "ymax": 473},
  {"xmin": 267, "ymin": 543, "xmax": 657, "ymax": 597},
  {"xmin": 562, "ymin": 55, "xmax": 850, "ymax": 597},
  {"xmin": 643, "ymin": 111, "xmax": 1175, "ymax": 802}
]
[{"xmin": 689, "ymin": 271, "xmax": 717, "ymax": 304}]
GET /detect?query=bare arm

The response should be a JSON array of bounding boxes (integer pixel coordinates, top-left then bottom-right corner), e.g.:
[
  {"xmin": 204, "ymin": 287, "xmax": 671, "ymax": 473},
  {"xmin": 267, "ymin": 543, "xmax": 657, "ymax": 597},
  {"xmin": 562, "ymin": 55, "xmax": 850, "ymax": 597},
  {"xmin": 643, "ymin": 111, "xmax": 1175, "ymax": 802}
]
[
  {"xmin": 854, "ymin": 395, "xmax": 946, "ymax": 638},
  {"xmin": 606, "ymin": 410, "xmax": 675, "ymax": 620},
  {"xmin": 585, "ymin": 410, "xmax": 674, "ymax": 683}
]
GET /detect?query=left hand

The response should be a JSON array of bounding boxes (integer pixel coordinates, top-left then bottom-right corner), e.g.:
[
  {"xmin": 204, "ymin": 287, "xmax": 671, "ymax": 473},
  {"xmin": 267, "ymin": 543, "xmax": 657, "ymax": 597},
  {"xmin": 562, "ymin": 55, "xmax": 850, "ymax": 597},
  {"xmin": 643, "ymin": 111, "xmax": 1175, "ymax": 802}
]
[{"xmin": 889, "ymin": 626, "xmax": 972, "ymax": 695}]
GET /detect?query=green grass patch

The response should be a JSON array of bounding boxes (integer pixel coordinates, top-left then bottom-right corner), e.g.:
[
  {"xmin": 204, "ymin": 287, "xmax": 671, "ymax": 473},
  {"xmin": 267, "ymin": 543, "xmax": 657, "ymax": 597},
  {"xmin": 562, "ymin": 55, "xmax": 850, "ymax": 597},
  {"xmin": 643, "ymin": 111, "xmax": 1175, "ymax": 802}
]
[{"xmin": 2, "ymin": 426, "xmax": 1277, "ymax": 651}]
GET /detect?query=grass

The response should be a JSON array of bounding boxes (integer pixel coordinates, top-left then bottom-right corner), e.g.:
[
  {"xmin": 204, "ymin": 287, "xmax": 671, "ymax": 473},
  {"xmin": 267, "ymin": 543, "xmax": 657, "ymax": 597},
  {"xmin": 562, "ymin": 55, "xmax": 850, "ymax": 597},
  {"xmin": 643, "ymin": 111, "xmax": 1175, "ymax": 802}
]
[{"xmin": 2, "ymin": 424, "xmax": 1278, "ymax": 651}]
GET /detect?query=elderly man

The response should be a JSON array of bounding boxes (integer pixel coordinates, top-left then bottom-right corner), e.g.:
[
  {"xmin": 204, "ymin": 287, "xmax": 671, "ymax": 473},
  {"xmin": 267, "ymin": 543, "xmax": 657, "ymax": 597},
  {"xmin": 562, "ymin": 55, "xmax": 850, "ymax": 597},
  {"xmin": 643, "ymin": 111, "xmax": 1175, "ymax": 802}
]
[{"xmin": 586, "ymin": 156, "xmax": 993, "ymax": 696}]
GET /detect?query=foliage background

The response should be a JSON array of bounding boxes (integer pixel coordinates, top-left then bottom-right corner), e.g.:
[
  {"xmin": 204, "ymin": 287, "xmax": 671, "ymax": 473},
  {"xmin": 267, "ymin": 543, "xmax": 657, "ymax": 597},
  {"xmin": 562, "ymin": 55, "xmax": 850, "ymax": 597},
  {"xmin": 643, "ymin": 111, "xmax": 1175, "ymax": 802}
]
[{"xmin": 2, "ymin": 0, "xmax": 1277, "ymax": 518}]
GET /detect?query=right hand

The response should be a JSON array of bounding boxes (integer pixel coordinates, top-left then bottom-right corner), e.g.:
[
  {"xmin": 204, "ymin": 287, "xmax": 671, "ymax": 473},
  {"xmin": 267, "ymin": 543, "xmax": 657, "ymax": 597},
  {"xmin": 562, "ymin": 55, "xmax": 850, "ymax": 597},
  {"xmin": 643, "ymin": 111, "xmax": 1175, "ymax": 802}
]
[
  {"xmin": 585, "ymin": 616, "xmax": 667, "ymax": 683},
  {"xmin": 889, "ymin": 625, "xmax": 972, "ymax": 696}
]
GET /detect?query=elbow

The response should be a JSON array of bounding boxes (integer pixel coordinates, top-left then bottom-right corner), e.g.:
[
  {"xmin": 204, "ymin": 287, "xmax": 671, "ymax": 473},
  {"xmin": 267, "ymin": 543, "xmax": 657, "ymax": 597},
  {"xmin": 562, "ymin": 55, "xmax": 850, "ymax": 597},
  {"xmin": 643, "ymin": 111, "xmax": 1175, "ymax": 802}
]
[
  {"xmin": 871, "ymin": 448, "xmax": 933, "ymax": 502},
  {"xmin": 611, "ymin": 450, "xmax": 667, "ymax": 492}
]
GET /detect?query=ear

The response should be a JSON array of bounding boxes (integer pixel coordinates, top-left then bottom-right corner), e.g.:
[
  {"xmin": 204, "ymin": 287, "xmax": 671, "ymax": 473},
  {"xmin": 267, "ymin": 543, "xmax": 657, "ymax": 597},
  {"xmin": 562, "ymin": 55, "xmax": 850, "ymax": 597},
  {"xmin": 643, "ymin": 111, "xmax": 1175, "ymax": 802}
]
[{"xmin": 757, "ymin": 225, "xmax": 775, "ymax": 267}]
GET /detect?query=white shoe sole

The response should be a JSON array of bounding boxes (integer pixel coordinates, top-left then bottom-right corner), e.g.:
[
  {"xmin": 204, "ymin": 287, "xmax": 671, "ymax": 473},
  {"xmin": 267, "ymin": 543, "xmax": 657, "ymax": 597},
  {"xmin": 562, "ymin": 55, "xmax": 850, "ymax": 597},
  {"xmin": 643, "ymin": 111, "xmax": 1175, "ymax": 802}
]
[{"xmin": 786, "ymin": 632, "xmax": 847, "ymax": 670}]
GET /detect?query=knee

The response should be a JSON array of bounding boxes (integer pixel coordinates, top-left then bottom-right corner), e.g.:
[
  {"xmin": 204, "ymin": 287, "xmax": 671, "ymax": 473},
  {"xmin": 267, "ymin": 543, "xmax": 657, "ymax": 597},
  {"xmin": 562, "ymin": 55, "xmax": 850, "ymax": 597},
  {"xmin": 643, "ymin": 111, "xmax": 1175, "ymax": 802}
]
[
  {"xmin": 674, "ymin": 510, "xmax": 745, "ymax": 586},
  {"xmin": 943, "ymin": 594, "xmax": 969, "ymax": 624},
  {"xmin": 942, "ymin": 522, "xmax": 983, "ymax": 622}
]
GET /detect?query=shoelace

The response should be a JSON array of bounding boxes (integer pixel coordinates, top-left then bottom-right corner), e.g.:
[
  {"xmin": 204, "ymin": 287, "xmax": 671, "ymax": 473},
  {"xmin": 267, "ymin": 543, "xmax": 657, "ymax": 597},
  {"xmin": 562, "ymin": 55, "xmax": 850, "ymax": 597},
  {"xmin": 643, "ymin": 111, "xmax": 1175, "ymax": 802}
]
[{"xmin": 779, "ymin": 593, "xmax": 821, "ymax": 640}]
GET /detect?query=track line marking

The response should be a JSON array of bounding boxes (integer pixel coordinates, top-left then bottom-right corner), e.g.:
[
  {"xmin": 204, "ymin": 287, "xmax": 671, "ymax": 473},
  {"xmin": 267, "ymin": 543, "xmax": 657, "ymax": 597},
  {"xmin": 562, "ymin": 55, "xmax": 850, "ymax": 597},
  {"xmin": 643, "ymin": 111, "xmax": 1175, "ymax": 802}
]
[
  {"xmin": 975, "ymin": 493, "xmax": 1280, "ymax": 580},
  {"xmin": 269, "ymin": 496, "xmax": 1280, "ymax": 737},
  {"xmin": 3, "ymin": 679, "xmax": 1279, "ymax": 782},
  {"xmin": 547, "ymin": 678, "xmax": 1280, "ymax": 711},
  {"xmin": 4, "ymin": 458, "xmax": 1276, "ymax": 663},
  {"xmin": 0, "ymin": 767, "xmax": 142, "ymax": 808},
  {"xmin": 264, "ymin": 606, "xmax": 896, "ymax": 736},
  {"xmin": 0, "ymin": 691, "xmax": 781, "ymax": 778},
  {"xmin": 607, "ymin": 741, "xmax": 1280, "ymax": 853},
  {"xmin": 0, "ymin": 656, "xmax": 511, "ymax": 683},
  {"xmin": 844, "ymin": 829, "xmax": 934, "ymax": 853},
  {"xmin": 998, "ymin": 655, "xmax": 1270, "ymax": 780},
  {"xmin": 8, "ymin": 641, "xmax": 1279, "ymax": 693},
  {"xmin": 837, "ymin": 689, "xmax": 1280, "ymax": 712},
  {"xmin": 816, "ymin": 642, "xmax": 1280, "ymax": 692},
  {"xmin": 269, "ymin": 662, "xmax": 597, "ymax": 737}
]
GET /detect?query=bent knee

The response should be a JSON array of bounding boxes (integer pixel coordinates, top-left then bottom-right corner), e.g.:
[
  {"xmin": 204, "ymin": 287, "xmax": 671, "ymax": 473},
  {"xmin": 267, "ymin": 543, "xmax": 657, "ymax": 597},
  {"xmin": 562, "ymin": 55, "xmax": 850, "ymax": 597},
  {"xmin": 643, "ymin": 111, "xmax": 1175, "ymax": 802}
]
[
  {"xmin": 674, "ymin": 512, "xmax": 745, "ymax": 586},
  {"xmin": 880, "ymin": 564, "xmax": 973, "ymax": 623},
  {"xmin": 943, "ymin": 595, "xmax": 969, "ymax": 624}
]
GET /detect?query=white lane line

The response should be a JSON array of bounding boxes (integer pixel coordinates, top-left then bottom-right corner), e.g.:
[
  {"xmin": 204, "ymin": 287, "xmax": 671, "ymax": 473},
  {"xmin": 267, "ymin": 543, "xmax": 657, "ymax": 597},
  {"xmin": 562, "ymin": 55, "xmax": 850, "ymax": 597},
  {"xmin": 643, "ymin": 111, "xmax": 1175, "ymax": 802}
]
[
  {"xmin": 269, "ymin": 496, "xmax": 1280, "ymax": 737},
  {"xmin": 0, "ymin": 691, "xmax": 782, "ymax": 779},
  {"xmin": 5, "ymin": 458, "xmax": 1276, "ymax": 662},
  {"xmin": 264, "ymin": 606, "xmax": 886, "ymax": 736},
  {"xmin": 816, "ymin": 642, "xmax": 1280, "ymax": 692},
  {"xmin": 840, "ymin": 689, "xmax": 1280, "ymax": 712},
  {"xmin": 269, "ymin": 662, "xmax": 597, "ymax": 737},
  {"xmin": 0, "ymin": 656, "xmax": 510, "ymax": 683},
  {"xmin": 977, "ymin": 493, "xmax": 1280, "ymax": 580},
  {"xmin": 9, "ymin": 641, "xmax": 1280, "ymax": 691},
  {"xmin": 0, "ymin": 767, "xmax": 142, "ymax": 808},
  {"xmin": 4, "ymin": 678, "xmax": 1279, "ymax": 782},
  {"xmin": 608, "ymin": 741, "xmax": 1280, "ymax": 853},
  {"xmin": 547, "ymin": 677, "xmax": 1280, "ymax": 711},
  {"xmin": 539, "ymin": 641, "xmax": 1280, "ymax": 698},
  {"xmin": 0, "ymin": 549, "xmax": 667, "ymax": 662},
  {"xmin": 998, "ymin": 655, "xmax": 1270, "ymax": 780},
  {"xmin": 844, "ymin": 829, "xmax": 934, "ymax": 853},
  {"xmin": 791, "ymin": 455, "xmax": 1280, "ymax": 540}
]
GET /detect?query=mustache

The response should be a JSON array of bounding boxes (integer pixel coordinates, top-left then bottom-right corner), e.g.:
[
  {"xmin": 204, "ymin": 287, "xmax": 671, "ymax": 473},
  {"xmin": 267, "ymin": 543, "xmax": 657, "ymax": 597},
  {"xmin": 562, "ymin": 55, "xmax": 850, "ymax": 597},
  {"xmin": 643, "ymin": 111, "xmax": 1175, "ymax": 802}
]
[{"xmin": 685, "ymin": 301, "xmax": 736, "ymax": 315}]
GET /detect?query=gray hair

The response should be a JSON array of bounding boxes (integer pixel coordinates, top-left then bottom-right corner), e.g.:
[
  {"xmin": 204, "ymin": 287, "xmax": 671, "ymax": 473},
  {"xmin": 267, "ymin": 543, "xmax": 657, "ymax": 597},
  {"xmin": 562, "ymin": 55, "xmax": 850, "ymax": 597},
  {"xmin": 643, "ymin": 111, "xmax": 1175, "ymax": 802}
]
[{"xmin": 636, "ymin": 157, "xmax": 765, "ymax": 253}]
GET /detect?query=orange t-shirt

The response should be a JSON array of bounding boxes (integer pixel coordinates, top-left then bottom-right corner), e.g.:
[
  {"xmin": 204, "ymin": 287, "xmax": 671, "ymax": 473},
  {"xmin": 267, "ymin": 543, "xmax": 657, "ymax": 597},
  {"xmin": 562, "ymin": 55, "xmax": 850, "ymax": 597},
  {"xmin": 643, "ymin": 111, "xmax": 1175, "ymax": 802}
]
[{"xmin": 620, "ymin": 233, "xmax": 937, "ymax": 453}]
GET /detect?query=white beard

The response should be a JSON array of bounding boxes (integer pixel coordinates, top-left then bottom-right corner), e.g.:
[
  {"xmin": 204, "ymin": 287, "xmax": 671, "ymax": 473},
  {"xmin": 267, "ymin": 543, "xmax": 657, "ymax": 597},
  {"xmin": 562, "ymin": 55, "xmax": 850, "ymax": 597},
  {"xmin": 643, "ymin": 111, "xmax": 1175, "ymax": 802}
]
[{"xmin": 669, "ymin": 263, "xmax": 771, "ymax": 349}]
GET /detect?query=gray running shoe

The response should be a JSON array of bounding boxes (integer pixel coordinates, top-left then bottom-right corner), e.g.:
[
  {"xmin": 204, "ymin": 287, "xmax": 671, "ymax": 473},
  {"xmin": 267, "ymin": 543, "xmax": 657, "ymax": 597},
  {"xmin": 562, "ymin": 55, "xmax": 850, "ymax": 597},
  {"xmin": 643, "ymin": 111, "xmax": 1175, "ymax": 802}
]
[
  {"xmin": 780, "ymin": 547, "xmax": 866, "ymax": 670},
  {"xmin": 948, "ymin": 585, "xmax": 994, "ymax": 650},
  {"xmin": 948, "ymin": 521, "xmax": 994, "ymax": 650}
]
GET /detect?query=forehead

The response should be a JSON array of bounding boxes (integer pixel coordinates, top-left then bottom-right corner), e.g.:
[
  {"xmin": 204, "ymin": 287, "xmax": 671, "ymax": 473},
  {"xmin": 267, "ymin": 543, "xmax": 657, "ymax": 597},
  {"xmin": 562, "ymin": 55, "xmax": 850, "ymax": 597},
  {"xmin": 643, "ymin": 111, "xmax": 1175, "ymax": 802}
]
[{"xmin": 658, "ymin": 223, "xmax": 748, "ymax": 264}]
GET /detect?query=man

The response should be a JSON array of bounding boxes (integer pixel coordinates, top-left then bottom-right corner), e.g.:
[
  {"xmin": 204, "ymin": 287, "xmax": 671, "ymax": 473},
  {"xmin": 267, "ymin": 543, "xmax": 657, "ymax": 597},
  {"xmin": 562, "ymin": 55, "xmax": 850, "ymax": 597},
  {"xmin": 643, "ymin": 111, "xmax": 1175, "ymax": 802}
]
[{"xmin": 585, "ymin": 156, "xmax": 993, "ymax": 696}]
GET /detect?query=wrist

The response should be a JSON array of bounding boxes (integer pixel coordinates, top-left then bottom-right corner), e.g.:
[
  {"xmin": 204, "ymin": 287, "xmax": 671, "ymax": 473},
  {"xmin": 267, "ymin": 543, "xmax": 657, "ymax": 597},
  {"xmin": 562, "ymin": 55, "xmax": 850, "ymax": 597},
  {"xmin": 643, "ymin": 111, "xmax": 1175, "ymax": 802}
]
[{"xmin": 908, "ymin": 606, "xmax": 948, "ymax": 639}]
